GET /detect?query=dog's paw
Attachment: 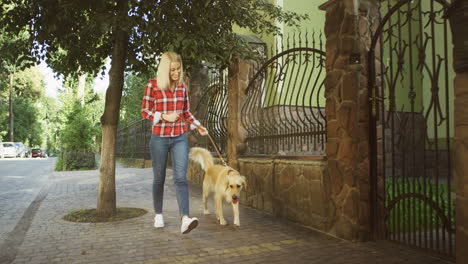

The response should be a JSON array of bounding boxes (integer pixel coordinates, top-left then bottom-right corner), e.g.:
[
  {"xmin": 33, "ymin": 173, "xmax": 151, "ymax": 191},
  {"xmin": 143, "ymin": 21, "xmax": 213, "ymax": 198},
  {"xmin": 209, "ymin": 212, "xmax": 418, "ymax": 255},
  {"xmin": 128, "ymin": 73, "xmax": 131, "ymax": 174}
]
[
  {"xmin": 204, "ymin": 209, "xmax": 210, "ymax": 215},
  {"xmin": 234, "ymin": 220, "xmax": 240, "ymax": 226},
  {"xmin": 219, "ymin": 219, "xmax": 227, "ymax": 225}
]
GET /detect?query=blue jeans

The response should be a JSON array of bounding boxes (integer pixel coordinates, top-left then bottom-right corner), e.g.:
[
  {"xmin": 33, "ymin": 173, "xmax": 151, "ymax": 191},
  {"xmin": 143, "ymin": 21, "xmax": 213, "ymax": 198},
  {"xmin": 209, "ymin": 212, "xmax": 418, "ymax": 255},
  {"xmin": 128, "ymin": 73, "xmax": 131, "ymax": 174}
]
[{"xmin": 149, "ymin": 133, "xmax": 190, "ymax": 216}]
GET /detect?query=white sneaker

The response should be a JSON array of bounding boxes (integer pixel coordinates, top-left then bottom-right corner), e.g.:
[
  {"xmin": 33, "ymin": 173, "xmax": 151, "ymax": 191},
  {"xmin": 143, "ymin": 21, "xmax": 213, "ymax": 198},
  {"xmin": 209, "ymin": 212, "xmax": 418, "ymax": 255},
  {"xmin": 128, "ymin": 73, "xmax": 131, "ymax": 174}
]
[
  {"xmin": 154, "ymin": 214, "xmax": 164, "ymax": 228},
  {"xmin": 181, "ymin": 216, "xmax": 198, "ymax": 234}
]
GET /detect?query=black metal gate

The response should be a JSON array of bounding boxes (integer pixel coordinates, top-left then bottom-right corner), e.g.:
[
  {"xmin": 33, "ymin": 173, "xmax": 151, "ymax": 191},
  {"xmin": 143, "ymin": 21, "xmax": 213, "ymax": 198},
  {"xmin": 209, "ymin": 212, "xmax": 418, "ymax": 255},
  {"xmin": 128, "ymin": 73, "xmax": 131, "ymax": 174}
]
[{"xmin": 368, "ymin": 0, "xmax": 455, "ymax": 259}]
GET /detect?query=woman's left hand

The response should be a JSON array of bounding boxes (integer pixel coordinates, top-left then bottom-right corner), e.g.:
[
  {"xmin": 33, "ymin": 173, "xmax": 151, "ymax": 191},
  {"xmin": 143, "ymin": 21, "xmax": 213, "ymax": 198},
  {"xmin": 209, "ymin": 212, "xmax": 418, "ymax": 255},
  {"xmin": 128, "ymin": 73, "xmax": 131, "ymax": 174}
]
[{"xmin": 197, "ymin": 126, "xmax": 208, "ymax": 136}]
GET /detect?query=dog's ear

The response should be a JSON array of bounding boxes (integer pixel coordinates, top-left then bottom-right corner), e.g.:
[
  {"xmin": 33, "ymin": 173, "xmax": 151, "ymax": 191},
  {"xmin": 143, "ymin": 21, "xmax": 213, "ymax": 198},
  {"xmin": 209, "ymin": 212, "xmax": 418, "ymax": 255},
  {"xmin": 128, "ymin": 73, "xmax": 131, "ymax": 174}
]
[
  {"xmin": 241, "ymin": 176, "xmax": 247, "ymax": 190},
  {"xmin": 225, "ymin": 180, "xmax": 230, "ymax": 192},
  {"xmin": 224, "ymin": 174, "xmax": 230, "ymax": 192}
]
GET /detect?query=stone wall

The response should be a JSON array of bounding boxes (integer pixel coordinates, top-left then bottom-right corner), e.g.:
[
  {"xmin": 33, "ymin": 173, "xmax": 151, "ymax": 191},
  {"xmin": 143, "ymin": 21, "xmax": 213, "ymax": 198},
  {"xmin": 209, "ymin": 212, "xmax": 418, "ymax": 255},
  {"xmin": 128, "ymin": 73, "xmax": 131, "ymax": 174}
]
[
  {"xmin": 447, "ymin": 4, "xmax": 468, "ymax": 262},
  {"xmin": 187, "ymin": 157, "xmax": 332, "ymax": 232}
]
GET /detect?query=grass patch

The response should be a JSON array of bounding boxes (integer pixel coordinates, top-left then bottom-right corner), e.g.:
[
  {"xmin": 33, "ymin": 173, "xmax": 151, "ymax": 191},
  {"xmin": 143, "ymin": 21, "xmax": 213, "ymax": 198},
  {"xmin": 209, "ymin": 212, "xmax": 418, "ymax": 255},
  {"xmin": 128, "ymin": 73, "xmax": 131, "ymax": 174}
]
[
  {"xmin": 63, "ymin": 208, "xmax": 148, "ymax": 223},
  {"xmin": 385, "ymin": 178, "xmax": 455, "ymax": 233}
]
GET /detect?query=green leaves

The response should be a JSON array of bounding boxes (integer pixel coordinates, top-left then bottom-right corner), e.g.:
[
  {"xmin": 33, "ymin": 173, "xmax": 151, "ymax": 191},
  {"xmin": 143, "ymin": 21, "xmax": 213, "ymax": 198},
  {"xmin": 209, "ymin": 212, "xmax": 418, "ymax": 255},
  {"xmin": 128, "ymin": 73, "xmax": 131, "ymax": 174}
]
[
  {"xmin": 59, "ymin": 101, "xmax": 100, "ymax": 151},
  {"xmin": 0, "ymin": 65, "xmax": 45, "ymax": 144},
  {"xmin": 2, "ymin": 0, "xmax": 307, "ymax": 76}
]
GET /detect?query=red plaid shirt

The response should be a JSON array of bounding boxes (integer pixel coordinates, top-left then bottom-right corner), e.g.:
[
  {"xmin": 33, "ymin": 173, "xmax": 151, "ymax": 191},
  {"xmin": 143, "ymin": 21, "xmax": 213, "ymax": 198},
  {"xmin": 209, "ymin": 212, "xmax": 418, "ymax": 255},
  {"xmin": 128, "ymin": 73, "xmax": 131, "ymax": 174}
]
[{"xmin": 141, "ymin": 78, "xmax": 198, "ymax": 137}]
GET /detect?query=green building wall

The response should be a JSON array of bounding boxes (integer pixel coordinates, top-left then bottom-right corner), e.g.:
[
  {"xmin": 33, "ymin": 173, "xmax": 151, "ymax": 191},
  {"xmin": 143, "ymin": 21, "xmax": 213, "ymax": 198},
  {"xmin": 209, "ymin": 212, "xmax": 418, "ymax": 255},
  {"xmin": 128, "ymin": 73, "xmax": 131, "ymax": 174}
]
[
  {"xmin": 380, "ymin": 0, "xmax": 454, "ymax": 146},
  {"xmin": 421, "ymin": 0, "xmax": 454, "ymax": 145},
  {"xmin": 233, "ymin": 0, "xmax": 326, "ymax": 108}
]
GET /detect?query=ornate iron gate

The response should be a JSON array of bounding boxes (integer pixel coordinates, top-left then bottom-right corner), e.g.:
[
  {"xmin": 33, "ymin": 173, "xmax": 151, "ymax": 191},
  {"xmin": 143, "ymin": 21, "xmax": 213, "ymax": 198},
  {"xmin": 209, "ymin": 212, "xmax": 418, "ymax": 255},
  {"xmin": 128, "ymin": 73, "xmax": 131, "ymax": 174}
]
[{"xmin": 368, "ymin": 0, "xmax": 455, "ymax": 258}]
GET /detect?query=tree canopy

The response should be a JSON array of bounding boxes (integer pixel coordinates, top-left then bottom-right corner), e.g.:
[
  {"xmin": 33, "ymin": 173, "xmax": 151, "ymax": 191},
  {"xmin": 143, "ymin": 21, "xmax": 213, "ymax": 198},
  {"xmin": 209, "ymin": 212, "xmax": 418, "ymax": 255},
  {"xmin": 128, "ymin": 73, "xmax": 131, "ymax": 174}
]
[{"xmin": 1, "ymin": 0, "xmax": 307, "ymax": 75}]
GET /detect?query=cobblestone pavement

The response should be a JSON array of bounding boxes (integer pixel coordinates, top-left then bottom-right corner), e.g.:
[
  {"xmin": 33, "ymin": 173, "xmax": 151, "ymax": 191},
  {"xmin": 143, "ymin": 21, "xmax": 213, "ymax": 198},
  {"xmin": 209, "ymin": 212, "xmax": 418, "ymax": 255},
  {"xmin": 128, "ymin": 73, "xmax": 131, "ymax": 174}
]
[
  {"xmin": 1, "ymin": 165, "xmax": 452, "ymax": 264},
  {"xmin": 0, "ymin": 158, "xmax": 53, "ymax": 246}
]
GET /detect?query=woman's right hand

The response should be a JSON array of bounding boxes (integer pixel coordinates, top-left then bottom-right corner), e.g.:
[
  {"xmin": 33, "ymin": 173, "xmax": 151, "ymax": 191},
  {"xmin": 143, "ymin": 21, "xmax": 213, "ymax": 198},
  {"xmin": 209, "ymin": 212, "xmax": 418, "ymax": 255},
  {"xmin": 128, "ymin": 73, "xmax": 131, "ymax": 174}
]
[{"xmin": 162, "ymin": 112, "xmax": 179, "ymax": 122}]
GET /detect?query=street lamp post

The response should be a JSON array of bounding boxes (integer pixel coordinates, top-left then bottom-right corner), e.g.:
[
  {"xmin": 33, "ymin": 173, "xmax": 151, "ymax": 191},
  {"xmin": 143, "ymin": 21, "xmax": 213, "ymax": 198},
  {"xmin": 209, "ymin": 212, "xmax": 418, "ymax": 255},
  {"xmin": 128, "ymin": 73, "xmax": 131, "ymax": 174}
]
[{"xmin": 9, "ymin": 72, "xmax": 14, "ymax": 142}]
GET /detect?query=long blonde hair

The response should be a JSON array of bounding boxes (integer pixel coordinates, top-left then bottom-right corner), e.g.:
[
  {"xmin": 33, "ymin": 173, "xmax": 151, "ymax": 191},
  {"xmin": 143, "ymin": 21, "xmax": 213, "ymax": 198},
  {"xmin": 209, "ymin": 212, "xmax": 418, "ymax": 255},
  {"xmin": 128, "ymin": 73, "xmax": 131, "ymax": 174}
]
[{"xmin": 156, "ymin": 51, "xmax": 184, "ymax": 90}]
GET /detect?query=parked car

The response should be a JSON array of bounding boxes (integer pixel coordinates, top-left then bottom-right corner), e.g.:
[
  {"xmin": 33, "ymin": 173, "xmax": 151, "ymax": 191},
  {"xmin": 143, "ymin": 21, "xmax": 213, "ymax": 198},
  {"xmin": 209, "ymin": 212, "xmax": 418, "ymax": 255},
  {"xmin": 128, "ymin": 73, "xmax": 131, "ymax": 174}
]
[
  {"xmin": 0, "ymin": 142, "xmax": 4, "ymax": 158},
  {"xmin": 2, "ymin": 142, "xmax": 18, "ymax": 158},
  {"xmin": 14, "ymin": 142, "xmax": 26, "ymax": 158},
  {"xmin": 31, "ymin": 149, "xmax": 45, "ymax": 158},
  {"xmin": 24, "ymin": 146, "xmax": 32, "ymax": 158}
]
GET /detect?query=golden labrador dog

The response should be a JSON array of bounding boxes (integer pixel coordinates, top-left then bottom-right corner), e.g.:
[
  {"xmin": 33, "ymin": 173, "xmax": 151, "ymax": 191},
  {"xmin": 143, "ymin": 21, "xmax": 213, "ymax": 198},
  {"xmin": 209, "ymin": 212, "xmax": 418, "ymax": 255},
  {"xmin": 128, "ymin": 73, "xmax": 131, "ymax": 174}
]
[{"xmin": 189, "ymin": 147, "xmax": 247, "ymax": 226}]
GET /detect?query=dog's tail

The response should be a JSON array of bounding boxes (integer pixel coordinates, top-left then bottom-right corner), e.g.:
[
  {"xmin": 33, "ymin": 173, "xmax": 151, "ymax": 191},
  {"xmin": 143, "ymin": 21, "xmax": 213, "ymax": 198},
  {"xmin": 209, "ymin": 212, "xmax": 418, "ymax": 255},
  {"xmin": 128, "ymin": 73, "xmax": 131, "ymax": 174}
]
[{"xmin": 189, "ymin": 147, "xmax": 214, "ymax": 172}]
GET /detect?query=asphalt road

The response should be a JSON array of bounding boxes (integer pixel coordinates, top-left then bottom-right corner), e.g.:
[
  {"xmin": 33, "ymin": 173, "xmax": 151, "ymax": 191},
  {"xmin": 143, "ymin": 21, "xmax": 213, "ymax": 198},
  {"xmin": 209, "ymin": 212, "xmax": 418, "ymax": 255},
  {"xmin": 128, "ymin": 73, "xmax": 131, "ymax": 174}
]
[{"xmin": 0, "ymin": 157, "xmax": 56, "ymax": 245}]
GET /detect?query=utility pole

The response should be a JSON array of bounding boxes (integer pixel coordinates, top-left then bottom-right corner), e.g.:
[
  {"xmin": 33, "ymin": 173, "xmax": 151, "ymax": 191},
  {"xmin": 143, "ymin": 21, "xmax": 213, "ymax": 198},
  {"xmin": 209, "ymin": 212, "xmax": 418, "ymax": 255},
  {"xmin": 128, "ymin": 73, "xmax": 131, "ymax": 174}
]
[{"xmin": 9, "ymin": 73, "xmax": 14, "ymax": 142}]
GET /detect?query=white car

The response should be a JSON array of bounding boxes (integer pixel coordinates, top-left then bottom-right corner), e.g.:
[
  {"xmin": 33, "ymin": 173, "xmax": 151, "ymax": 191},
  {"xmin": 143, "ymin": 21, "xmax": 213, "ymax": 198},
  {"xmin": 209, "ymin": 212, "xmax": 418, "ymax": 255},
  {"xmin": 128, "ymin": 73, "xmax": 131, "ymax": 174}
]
[
  {"xmin": 14, "ymin": 142, "xmax": 26, "ymax": 158},
  {"xmin": 2, "ymin": 142, "xmax": 17, "ymax": 158}
]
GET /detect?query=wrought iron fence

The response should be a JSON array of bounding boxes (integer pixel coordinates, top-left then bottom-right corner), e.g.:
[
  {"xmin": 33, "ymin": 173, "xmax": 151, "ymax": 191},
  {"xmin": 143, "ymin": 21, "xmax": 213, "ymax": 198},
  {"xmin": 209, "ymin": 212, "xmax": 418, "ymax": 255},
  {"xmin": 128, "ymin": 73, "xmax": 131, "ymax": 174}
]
[
  {"xmin": 192, "ymin": 67, "xmax": 228, "ymax": 154},
  {"xmin": 116, "ymin": 118, "xmax": 152, "ymax": 159},
  {"xmin": 241, "ymin": 32, "xmax": 326, "ymax": 156}
]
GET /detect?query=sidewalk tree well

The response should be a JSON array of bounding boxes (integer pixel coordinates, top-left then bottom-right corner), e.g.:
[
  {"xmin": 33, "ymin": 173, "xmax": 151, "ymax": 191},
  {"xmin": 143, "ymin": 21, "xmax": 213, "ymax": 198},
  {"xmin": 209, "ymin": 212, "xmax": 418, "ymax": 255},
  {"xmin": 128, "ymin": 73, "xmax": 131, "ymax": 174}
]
[{"xmin": 1, "ymin": 0, "xmax": 307, "ymax": 217}]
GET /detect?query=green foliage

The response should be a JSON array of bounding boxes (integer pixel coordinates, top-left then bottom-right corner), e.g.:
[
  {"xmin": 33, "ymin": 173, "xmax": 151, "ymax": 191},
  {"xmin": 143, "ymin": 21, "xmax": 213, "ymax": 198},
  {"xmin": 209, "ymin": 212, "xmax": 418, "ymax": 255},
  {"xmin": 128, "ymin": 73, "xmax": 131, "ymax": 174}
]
[
  {"xmin": 11, "ymin": 66, "xmax": 44, "ymax": 98},
  {"xmin": 0, "ymin": 65, "xmax": 45, "ymax": 144},
  {"xmin": 53, "ymin": 78, "xmax": 104, "ymax": 171},
  {"xmin": 60, "ymin": 102, "xmax": 98, "ymax": 151},
  {"xmin": 1, "ymin": 0, "xmax": 308, "ymax": 75},
  {"xmin": 0, "ymin": 29, "xmax": 34, "ymax": 75},
  {"xmin": 120, "ymin": 71, "xmax": 152, "ymax": 125},
  {"xmin": 54, "ymin": 101, "xmax": 100, "ymax": 171},
  {"xmin": 12, "ymin": 97, "xmax": 42, "ymax": 146},
  {"xmin": 39, "ymin": 96, "xmax": 62, "ymax": 153}
]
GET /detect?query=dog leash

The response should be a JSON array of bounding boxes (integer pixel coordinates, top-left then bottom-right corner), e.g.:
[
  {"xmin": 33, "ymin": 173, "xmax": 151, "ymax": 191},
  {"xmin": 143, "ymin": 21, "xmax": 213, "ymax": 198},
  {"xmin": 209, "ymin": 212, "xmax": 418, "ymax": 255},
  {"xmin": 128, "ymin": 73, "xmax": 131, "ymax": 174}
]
[{"xmin": 183, "ymin": 118, "xmax": 228, "ymax": 167}]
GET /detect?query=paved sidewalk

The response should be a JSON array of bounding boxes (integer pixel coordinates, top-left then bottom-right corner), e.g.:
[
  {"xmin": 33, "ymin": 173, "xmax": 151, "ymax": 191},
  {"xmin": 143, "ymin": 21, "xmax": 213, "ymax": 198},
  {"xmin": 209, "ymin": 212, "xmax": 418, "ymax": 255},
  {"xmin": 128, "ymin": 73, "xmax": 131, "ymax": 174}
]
[{"xmin": 1, "ymin": 166, "xmax": 452, "ymax": 264}]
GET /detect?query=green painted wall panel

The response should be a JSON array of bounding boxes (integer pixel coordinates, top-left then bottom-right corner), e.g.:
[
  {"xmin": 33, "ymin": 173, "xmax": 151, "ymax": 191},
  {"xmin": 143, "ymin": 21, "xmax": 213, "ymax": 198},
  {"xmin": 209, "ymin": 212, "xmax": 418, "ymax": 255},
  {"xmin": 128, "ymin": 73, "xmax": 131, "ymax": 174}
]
[{"xmin": 379, "ymin": 0, "xmax": 454, "ymax": 142}]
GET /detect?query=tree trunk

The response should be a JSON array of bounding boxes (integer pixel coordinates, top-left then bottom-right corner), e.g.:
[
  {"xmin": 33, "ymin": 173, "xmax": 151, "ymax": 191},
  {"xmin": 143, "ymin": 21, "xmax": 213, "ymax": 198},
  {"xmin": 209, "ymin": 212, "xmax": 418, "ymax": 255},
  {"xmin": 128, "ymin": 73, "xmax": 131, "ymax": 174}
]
[
  {"xmin": 96, "ymin": 3, "xmax": 129, "ymax": 217},
  {"xmin": 9, "ymin": 73, "xmax": 14, "ymax": 142}
]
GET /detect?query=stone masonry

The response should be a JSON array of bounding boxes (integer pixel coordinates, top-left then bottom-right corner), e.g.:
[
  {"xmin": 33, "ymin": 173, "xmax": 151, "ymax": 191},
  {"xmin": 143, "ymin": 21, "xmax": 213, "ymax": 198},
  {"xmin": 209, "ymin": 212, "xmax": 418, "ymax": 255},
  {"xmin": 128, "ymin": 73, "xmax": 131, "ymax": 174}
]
[
  {"xmin": 320, "ymin": 0, "xmax": 379, "ymax": 241},
  {"xmin": 188, "ymin": 157, "xmax": 331, "ymax": 232},
  {"xmin": 454, "ymin": 72, "xmax": 468, "ymax": 263},
  {"xmin": 227, "ymin": 56, "xmax": 251, "ymax": 169}
]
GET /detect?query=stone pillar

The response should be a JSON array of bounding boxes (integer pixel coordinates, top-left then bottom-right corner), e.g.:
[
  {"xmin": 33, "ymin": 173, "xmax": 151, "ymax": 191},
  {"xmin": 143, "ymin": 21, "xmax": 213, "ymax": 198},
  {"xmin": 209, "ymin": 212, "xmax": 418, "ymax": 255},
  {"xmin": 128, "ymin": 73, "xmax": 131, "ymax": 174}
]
[
  {"xmin": 447, "ymin": 2, "xmax": 468, "ymax": 261},
  {"xmin": 319, "ymin": 0, "xmax": 378, "ymax": 241},
  {"xmin": 453, "ymin": 73, "xmax": 468, "ymax": 263},
  {"xmin": 227, "ymin": 56, "xmax": 251, "ymax": 169}
]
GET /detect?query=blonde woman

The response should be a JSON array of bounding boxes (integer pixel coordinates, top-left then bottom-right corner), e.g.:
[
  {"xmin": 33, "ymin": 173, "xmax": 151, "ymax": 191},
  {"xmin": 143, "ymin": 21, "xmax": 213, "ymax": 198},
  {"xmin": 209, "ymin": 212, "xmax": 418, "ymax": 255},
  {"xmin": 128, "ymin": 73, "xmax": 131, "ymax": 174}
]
[{"xmin": 141, "ymin": 51, "xmax": 208, "ymax": 234}]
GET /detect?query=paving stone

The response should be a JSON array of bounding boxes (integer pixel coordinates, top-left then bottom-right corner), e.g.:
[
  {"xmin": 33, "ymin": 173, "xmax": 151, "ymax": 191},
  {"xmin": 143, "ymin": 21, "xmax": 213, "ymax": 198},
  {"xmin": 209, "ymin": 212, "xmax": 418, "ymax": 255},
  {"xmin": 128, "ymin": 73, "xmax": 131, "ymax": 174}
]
[{"xmin": 0, "ymin": 166, "xmax": 453, "ymax": 264}]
